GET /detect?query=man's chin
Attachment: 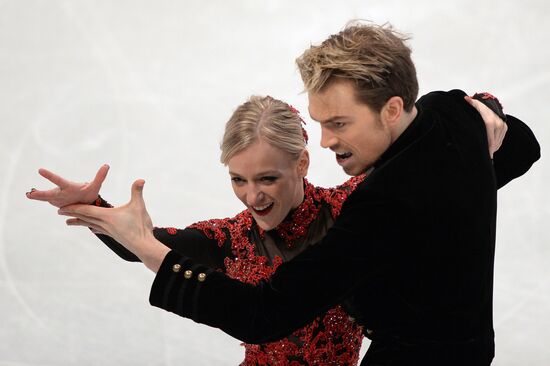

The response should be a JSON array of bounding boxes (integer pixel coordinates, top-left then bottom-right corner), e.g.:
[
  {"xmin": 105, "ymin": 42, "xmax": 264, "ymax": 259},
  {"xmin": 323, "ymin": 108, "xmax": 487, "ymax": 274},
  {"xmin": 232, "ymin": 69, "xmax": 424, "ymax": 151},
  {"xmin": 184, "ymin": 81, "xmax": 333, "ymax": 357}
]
[{"xmin": 342, "ymin": 165, "xmax": 361, "ymax": 176}]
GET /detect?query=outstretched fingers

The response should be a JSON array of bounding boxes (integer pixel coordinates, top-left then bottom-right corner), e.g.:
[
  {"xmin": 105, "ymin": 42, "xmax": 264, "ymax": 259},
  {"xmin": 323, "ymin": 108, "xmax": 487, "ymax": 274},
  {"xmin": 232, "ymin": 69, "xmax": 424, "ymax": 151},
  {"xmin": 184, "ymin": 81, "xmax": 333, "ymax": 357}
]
[
  {"xmin": 38, "ymin": 168, "xmax": 70, "ymax": 188},
  {"xmin": 26, "ymin": 187, "xmax": 59, "ymax": 201}
]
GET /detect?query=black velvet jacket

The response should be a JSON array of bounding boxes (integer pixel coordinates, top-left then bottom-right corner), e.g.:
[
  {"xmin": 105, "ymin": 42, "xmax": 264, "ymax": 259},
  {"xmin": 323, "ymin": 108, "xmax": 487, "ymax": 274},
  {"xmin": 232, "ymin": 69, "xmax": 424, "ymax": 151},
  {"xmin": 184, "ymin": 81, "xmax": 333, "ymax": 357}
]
[{"xmin": 148, "ymin": 90, "xmax": 540, "ymax": 365}]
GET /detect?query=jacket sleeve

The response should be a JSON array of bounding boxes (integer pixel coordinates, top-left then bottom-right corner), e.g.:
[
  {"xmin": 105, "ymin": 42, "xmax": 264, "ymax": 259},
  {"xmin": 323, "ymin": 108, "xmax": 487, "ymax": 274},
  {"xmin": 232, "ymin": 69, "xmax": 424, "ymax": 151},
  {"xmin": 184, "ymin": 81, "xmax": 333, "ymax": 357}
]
[
  {"xmin": 149, "ymin": 189, "xmax": 404, "ymax": 344},
  {"xmin": 95, "ymin": 227, "xmax": 229, "ymax": 269},
  {"xmin": 491, "ymin": 114, "xmax": 541, "ymax": 188}
]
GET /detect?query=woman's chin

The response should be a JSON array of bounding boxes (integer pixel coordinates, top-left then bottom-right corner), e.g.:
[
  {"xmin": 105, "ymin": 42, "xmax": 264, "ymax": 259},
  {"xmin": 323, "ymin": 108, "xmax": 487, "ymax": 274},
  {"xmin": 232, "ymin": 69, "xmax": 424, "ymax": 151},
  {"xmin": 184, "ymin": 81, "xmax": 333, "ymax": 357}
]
[
  {"xmin": 257, "ymin": 221, "xmax": 276, "ymax": 231},
  {"xmin": 251, "ymin": 208, "xmax": 282, "ymax": 231},
  {"xmin": 254, "ymin": 216, "xmax": 282, "ymax": 231}
]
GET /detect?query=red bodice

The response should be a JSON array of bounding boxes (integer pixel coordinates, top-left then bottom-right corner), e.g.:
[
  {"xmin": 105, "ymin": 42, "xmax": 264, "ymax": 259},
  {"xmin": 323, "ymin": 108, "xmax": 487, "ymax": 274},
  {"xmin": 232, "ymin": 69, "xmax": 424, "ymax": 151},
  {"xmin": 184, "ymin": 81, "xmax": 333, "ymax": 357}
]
[{"xmin": 187, "ymin": 176, "xmax": 366, "ymax": 365}]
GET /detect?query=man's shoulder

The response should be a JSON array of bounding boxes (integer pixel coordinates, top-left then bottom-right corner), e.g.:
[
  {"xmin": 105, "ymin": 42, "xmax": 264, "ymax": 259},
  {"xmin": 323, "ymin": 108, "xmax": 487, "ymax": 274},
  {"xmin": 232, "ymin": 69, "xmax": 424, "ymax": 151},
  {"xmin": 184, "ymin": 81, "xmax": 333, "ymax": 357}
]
[
  {"xmin": 417, "ymin": 89, "xmax": 468, "ymax": 111},
  {"xmin": 339, "ymin": 176, "xmax": 402, "ymax": 212},
  {"xmin": 416, "ymin": 89, "xmax": 487, "ymax": 139}
]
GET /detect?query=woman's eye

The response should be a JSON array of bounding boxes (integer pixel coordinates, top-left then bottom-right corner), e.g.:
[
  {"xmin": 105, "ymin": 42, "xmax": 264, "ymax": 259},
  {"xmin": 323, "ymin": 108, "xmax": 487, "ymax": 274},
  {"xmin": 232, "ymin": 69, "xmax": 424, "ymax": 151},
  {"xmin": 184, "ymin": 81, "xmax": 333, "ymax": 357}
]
[
  {"xmin": 334, "ymin": 122, "xmax": 345, "ymax": 128},
  {"xmin": 261, "ymin": 176, "xmax": 278, "ymax": 183},
  {"xmin": 231, "ymin": 177, "xmax": 244, "ymax": 184}
]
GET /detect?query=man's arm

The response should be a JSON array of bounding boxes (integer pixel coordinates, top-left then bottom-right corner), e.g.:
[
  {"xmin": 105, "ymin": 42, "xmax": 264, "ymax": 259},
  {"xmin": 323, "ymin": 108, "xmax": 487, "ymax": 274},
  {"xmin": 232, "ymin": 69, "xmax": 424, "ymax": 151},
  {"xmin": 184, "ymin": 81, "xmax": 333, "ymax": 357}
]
[
  {"xmin": 149, "ymin": 188, "xmax": 403, "ymax": 344},
  {"xmin": 491, "ymin": 114, "xmax": 540, "ymax": 188}
]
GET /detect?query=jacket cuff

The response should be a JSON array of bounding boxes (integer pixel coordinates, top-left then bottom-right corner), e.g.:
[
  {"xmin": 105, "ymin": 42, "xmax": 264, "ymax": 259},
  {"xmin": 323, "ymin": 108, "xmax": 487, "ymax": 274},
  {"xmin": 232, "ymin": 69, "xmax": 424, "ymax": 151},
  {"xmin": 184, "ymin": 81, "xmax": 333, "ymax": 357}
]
[{"xmin": 149, "ymin": 250, "xmax": 215, "ymax": 320}]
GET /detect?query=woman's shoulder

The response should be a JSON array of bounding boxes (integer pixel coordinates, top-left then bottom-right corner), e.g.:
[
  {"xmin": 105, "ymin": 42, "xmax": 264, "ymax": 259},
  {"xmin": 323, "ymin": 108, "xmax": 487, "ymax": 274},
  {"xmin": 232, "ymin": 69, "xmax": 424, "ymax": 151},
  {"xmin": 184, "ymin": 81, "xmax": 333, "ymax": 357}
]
[
  {"xmin": 185, "ymin": 209, "xmax": 253, "ymax": 246},
  {"xmin": 335, "ymin": 174, "xmax": 367, "ymax": 192},
  {"xmin": 312, "ymin": 174, "xmax": 367, "ymax": 194},
  {"xmin": 310, "ymin": 174, "xmax": 367, "ymax": 217}
]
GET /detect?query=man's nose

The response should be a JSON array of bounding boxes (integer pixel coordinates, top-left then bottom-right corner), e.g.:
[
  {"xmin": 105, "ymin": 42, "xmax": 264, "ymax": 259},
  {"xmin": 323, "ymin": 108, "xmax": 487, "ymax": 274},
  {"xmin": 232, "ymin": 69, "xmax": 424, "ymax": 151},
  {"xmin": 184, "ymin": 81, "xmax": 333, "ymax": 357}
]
[{"xmin": 320, "ymin": 128, "xmax": 338, "ymax": 149}]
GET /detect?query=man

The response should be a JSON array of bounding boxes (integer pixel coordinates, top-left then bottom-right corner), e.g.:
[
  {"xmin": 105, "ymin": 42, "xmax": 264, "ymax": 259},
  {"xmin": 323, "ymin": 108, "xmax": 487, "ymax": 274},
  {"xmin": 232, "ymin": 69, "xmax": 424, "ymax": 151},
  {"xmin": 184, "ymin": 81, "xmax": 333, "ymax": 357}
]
[{"xmin": 56, "ymin": 23, "xmax": 540, "ymax": 365}]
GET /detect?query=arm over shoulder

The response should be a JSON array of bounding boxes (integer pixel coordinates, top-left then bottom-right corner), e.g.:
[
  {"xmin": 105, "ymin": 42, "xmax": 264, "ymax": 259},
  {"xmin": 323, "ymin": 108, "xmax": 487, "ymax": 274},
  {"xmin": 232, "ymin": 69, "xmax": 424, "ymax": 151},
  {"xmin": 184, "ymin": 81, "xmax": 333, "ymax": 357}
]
[
  {"xmin": 149, "ymin": 187, "xmax": 405, "ymax": 343},
  {"xmin": 418, "ymin": 89, "xmax": 541, "ymax": 188},
  {"xmin": 447, "ymin": 89, "xmax": 541, "ymax": 187}
]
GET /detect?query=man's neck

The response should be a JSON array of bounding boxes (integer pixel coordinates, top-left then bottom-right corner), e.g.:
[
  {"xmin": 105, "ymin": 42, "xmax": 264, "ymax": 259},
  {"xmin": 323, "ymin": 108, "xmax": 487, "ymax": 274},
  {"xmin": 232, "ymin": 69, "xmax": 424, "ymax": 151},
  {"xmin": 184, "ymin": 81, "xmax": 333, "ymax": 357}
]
[{"xmin": 391, "ymin": 105, "xmax": 418, "ymax": 142}]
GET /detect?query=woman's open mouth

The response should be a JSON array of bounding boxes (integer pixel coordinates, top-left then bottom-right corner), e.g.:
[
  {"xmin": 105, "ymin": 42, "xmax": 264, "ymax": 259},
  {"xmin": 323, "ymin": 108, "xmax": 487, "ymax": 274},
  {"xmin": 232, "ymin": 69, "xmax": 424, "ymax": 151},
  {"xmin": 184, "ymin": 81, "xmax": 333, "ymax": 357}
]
[{"xmin": 252, "ymin": 202, "xmax": 274, "ymax": 216}]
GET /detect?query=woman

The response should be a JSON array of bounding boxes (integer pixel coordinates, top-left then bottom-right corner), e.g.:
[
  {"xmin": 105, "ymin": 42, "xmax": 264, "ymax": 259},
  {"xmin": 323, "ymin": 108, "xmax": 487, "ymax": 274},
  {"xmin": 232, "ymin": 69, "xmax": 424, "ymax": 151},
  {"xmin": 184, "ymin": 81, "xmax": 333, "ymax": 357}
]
[{"xmin": 28, "ymin": 95, "xmax": 366, "ymax": 365}]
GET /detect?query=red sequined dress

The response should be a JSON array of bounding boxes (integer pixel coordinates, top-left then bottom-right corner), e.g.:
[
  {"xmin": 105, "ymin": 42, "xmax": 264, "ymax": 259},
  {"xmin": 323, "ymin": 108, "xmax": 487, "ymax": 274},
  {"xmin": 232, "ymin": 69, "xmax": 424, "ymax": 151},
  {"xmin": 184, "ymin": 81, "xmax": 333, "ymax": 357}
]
[{"xmin": 95, "ymin": 175, "xmax": 366, "ymax": 365}]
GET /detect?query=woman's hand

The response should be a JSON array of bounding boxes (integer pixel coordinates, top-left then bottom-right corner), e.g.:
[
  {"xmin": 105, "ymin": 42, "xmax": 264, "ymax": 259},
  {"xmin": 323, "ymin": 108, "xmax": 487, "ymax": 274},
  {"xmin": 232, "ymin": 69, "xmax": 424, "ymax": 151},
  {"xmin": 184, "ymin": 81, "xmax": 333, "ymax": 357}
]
[
  {"xmin": 465, "ymin": 95, "xmax": 508, "ymax": 159},
  {"xmin": 58, "ymin": 179, "xmax": 169, "ymax": 272},
  {"xmin": 26, "ymin": 164, "xmax": 110, "ymax": 208}
]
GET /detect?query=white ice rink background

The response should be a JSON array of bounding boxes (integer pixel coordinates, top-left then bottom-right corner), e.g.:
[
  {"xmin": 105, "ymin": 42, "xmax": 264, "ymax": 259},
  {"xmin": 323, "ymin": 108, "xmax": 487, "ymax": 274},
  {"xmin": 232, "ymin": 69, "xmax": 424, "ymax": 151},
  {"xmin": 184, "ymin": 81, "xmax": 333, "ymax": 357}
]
[{"xmin": 1, "ymin": 1, "xmax": 549, "ymax": 365}]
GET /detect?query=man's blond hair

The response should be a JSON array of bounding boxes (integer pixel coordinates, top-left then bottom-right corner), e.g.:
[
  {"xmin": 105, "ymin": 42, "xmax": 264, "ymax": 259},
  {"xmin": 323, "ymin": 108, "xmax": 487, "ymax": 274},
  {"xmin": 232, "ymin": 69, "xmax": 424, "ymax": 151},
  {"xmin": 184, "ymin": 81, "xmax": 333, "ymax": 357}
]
[{"xmin": 296, "ymin": 22, "xmax": 418, "ymax": 112}]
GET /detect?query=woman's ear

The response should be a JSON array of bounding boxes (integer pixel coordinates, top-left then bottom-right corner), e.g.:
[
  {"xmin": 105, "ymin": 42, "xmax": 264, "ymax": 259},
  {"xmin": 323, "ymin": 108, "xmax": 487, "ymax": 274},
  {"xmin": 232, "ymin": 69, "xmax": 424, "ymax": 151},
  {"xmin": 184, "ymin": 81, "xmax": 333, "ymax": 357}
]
[{"xmin": 297, "ymin": 149, "xmax": 310, "ymax": 178}]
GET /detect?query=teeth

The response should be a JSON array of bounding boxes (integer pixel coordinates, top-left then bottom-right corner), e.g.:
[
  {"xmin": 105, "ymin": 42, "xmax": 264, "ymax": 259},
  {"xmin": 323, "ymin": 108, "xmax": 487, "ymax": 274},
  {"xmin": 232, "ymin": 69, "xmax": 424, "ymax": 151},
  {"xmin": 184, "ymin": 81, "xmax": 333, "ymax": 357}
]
[
  {"xmin": 253, "ymin": 203, "xmax": 272, "ymax": 211},
  {"xmin": 337, "ymin": 152, "xmax": 352, "ymax": 158}
]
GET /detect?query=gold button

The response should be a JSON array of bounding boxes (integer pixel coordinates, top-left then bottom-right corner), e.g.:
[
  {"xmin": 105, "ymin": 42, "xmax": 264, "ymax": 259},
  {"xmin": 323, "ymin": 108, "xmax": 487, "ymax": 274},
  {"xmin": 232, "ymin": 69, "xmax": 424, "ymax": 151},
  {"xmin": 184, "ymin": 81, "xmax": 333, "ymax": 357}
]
[
  {"xmin": 172, "ymin": 264, "xmax": 181, "ymax": 273},
  {"xmin": 197, "ymin": 273, "xmax": 206, "ymax": 282},
  {"xmin": 184, "ymin": 270, "xmax": 193, "ymax": 279}
]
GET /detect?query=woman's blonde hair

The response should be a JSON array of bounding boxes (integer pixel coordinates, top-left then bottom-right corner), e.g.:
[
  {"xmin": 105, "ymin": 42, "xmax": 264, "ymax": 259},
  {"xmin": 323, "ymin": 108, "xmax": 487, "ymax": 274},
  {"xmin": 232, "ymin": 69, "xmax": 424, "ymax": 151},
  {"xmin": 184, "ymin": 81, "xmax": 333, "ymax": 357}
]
[{"xmin": 220, "ymin": 96, "xmax": 307, "ymax": 164}]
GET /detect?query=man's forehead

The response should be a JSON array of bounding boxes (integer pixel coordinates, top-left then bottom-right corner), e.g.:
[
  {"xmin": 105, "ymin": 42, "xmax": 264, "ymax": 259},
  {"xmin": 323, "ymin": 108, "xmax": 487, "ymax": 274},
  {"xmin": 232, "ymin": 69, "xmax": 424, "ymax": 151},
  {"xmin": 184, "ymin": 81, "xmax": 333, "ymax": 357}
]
[
  {"xmin": 307, "ymin": 99, "xmax": 349, "ymax": 124},
  {"xmin": 307, "ymin": 80, "xmax": 357, "ymax": 121}
]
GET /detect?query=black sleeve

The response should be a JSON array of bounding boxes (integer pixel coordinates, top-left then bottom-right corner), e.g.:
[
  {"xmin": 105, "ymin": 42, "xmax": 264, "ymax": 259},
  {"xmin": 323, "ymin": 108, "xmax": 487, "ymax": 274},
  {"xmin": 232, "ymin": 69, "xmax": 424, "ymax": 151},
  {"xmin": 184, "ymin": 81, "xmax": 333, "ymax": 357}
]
[
  {"xmin": 491, "ymin": 114, "xmax": 541, "ymax": 188},
  {"xmin": 153, "ymin": 227, "xmax": 231, "ymax": 269},
  {"xmin": 90, "ymin": 196, "xmax": 142, "ymax": 261},
  {"xmin": 96, "ymin": 233, "xmax": 141, "ymax": 262},
  {"xmin": 91, "ymin": 196, "xmax": 231, "ymax": 269},
  {"xmin": 96, "ymin": 227, "xmax": 230, "ymax": 269},
  {"xmin": 149, "ymin": 189, "xmax": 403, "ymax": 344},
  {"xmin": 444, "ymin": 89, "xmax": 540, "ymax": 189}
]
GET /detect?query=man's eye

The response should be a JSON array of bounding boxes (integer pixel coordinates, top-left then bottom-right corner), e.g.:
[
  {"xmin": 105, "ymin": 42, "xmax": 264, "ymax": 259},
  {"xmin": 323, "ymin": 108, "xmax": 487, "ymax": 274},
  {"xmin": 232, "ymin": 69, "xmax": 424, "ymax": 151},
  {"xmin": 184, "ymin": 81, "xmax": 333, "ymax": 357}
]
[
  {"xmin": 261, "ymin": 176, "xmax": 278, "ymax": 183},
  {"xmin": 231, "ymin": 177, "xmax": 244, "ymax": 184},
  {"xmin": 334, "ymin": 122, "xmax": 345, "ymax": 128}
]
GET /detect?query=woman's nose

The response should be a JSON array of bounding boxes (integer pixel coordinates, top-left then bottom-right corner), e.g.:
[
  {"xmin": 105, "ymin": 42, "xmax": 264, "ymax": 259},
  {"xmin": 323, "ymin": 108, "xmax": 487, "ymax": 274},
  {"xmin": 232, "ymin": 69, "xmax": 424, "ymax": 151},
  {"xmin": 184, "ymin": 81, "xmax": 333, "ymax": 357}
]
[{"xmin": 246, "ymin": 187, "xmax": 264, "ymax": 206}]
